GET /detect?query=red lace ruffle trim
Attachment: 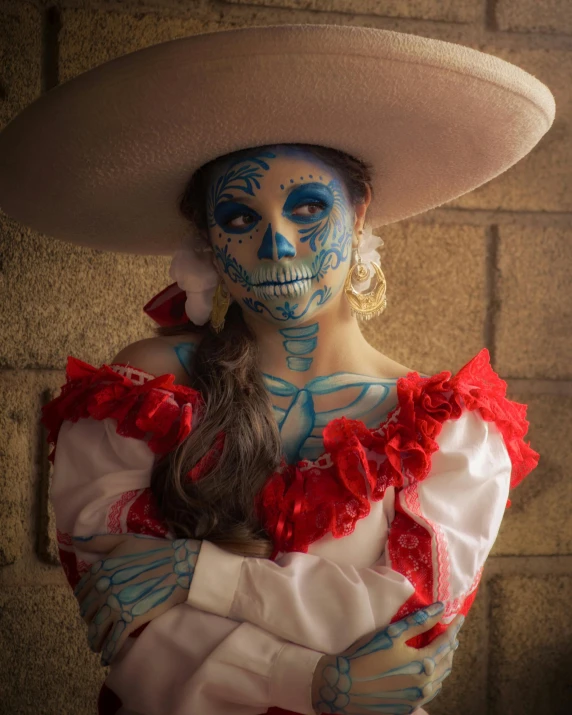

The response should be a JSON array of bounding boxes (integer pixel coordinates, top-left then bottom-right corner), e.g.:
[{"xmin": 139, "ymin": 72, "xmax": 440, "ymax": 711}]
[
  {"xmin": 41, "ymin": 356, "xmax": 204, "ymax": 464},
  {"xmin": 257, "ymin": 348, "xmax": 540, "ymax": 557},
  {"xmin": 41, "ymin": 350, "xmax": 539, "ymax": 560}
]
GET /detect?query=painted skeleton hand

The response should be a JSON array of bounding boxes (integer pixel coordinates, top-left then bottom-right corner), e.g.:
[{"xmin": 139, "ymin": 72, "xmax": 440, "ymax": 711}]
[
  {"xmin": 73, "ymin": 533, "xmax": 201, "ymax": 666},
  {"xmin": 311, "ymin": 603, "xmax": 464, "ymax": 714}
]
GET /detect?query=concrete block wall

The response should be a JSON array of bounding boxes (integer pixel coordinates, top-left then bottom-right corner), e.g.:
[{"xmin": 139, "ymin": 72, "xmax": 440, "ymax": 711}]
[{"xmin": 0, "ymin": 0, "xmax": 570, "ymax": 712}]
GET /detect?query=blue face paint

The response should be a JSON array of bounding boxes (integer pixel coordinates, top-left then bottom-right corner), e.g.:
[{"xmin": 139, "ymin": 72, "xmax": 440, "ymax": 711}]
[
  {"xmin": 214, "ymin": 244, "xmax": 254, "ymax": 292},
  {"xmin": 244, "ymin": 287, "xmax": 333, "ymax": 322},
  {"xmin": 207, "ymin": 150, "xmax": 276, "ymax": 232},
  {"xmin": 296, "ymin": 178, "xmax": 347, "ymax": 253},
  {"xmin": 282, "ymin": 182, "xmax": 334, "ymax": 224},
  {"xmin": 258, "ymin": 224, "xmax": 296, "ymax": 260},
  {"xmin": 213, "ymin": 200, "xmax": 262, "ymax": 234},
  {"xmin": 207, "ymin": 146, "xmax": 355, "ymax": 326}
]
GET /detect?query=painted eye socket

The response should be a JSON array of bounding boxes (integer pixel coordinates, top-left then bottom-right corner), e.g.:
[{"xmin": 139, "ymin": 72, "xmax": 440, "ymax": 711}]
[{"xmin": 224, "ymin": 213, "xmax": 257, "ymax": 229}]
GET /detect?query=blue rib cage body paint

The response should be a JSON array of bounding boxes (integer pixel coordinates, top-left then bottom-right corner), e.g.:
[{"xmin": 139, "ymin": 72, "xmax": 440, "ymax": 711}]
[
  {"xmin": 263, "ymin": 371, "xmax": 399, "ymax": 464},
  {"xmin": 174, "ymin": 339, "xmax": 431, "ymax": 465},
  {"xmin": 171, "ymin": 339, "xmax": 400, "ymax": 465}
]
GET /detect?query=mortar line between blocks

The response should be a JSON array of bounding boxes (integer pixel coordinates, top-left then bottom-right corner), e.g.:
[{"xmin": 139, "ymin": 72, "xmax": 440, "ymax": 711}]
[{"xmin": 485, "ymin": 224, "xmax": 499, "ymax": 366}]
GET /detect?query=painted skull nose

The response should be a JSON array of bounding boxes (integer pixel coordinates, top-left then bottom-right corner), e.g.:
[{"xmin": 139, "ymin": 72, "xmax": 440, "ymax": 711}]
[{"xmin": 257, "ymin": 223, "xmax": 296, "ymax": 260}]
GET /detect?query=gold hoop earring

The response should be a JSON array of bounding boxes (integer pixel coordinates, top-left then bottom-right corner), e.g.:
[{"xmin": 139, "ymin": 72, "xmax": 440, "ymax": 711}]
[
  {"xmin": 210, "ymin": 280, "xmax": 231, "ymax": 333},
  {"xmin": 343, "ymin": 229, "xmax": 387, "ymax": 321}
]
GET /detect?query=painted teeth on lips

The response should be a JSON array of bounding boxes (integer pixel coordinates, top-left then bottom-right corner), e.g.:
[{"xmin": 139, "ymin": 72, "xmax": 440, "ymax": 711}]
[
  {"xmin": 252, "ymin": 265, "xmax": 312, "ymax": 285},
  {"xmin": 256, "ymin": 278, "xmax": 312, "ymax": 300}
]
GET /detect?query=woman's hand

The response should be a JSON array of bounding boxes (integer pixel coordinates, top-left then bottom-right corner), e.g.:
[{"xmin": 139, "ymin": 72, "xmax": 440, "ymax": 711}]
[
  {"xmin": 311, "ymin": 602, "xmax": 463, "ymax": 714},
  {"xmin": 73, "ymin": 534, "xmax": 201, "ymax": 666}
]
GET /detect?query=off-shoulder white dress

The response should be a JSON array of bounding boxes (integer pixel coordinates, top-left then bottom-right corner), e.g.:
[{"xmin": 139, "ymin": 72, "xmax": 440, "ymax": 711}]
[{"xmin": 42, "ymin": 347, "xmax": 539, "ymax": 715}]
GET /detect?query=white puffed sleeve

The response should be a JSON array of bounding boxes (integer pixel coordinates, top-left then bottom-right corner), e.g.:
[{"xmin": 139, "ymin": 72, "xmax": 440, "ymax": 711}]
[
  {"xmin": 187, "ymin": 408, "xmax": 513, "ymax": 652},
  {"xmin": 50, "ymin": 416, "xmax": 323, "ymax": 715},
  {"xmin": 50, "ymin": 418, "xmax": 162, "ymax": 569},
  {"xmin": 384, "ymin": 408, "xmax": 512, "ymax": 626}
]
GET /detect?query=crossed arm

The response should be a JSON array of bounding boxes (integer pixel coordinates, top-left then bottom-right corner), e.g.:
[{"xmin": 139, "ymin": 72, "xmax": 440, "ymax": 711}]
[
  {"xmin": 53, "ymin": 405, "xmax": 511, "ymax": 658},
  {"xmin": 72, "ymin": 533, "xmax": 460, "ymax": 715},
  {"xmin": 51, "ymin": 415, "xmax": 474, "ymax": 714}
]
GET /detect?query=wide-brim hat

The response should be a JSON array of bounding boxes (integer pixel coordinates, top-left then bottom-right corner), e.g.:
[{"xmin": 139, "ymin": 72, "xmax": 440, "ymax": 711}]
[{"xmin": 0, "ymin": 23, "xmax": 555, "ymax": 256}]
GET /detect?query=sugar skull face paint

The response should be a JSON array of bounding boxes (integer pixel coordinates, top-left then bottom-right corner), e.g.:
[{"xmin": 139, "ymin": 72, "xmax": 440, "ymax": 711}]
[{"xmin": 205, "ymin": 145, "xmax": 356, "ymax": 326}]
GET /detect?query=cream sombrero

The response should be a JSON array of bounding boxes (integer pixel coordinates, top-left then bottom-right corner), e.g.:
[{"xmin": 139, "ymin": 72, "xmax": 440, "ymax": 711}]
[{"xmin": 0, "ymin": 23, "xmax": 555, "ymax": 256}]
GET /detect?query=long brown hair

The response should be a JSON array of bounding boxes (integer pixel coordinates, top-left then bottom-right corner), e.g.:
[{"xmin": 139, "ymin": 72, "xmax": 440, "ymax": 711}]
[{"xmin": 150, "ymin": 143, "xmax": 374, "ymax": 557}]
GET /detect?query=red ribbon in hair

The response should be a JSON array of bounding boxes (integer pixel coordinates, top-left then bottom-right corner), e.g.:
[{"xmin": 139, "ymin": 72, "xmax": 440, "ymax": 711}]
[{"xmin": 143, "ymin": 282, "xmax": 188, "ymax": 327}]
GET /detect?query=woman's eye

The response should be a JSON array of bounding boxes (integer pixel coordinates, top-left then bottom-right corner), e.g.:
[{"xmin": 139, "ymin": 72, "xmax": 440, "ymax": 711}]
[
  {"xmin": 293, "ymin": 200, "xmax": 327, "ymax": 216},
  {"xmin": 225, "ymin": 213, "xmax": 257, "ymax": 228},
  {"xmin": 222, "ymin": 200, "xmax": 327, "ymax": 229}
]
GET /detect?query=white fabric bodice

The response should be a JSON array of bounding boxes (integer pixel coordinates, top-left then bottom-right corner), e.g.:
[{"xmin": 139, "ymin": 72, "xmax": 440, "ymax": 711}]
[{"xmin": 50, "ymin": 408, "xmax": 512, "ymax": 715}]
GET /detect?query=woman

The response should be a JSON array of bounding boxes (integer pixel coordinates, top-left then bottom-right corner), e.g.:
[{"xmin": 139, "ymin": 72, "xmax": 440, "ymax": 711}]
[{"xmin": 0, "ymin": 24, "xmax": 550, "ymax": 715}]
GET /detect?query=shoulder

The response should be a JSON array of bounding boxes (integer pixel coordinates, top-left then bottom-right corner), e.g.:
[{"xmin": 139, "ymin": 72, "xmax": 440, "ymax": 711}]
[
  {"xmin": 369, "ymin": 352, "xmax": 422, "ymax": 379},
  {"xmin": 111, "ymin": 333, "xmax": 203, "ymax": 387}
]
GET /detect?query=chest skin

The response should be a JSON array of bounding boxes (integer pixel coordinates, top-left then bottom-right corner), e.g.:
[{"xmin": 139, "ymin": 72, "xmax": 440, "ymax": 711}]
[
  {"xmin": 264, "ymin": 371, "xmax": 399, "ymax": 463},
  {"xmin": 172, "ymin": 341, "xmax": 400, "ymax": 464}
]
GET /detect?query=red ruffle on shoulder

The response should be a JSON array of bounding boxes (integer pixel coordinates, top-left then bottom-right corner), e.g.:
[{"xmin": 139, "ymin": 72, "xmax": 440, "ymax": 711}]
[
  {"xmin": 256, "ymin": 348, "xmax": 540, "ymax": 558},
  {"xmin": 41, "ymin": 356, "xmax": 205, "ymax": 465},
  {"xmin": 42, "ymin": 349, "xmax": 539, "ymax": 563}
]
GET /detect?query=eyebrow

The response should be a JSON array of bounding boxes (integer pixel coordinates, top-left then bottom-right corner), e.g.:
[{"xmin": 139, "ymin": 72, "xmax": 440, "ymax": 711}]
[{"xmin": 222, "ymin": 181, "xmax": 323, "ymax": 204}]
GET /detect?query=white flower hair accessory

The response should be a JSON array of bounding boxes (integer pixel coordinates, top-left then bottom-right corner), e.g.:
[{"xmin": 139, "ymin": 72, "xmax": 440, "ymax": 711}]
[
  {"xmin": 353, "ymin": 222, "xmax": 384, "ymax": 292},
  {"xmin": 169, "ymin": 245, "xmax": 219, "ymax": 325}
]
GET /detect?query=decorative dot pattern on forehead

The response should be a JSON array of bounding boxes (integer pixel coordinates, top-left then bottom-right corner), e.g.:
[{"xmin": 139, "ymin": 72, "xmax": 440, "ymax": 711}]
[{"xmin": 206, "ymin": 146, "xmax": 356, "ymax": 327}]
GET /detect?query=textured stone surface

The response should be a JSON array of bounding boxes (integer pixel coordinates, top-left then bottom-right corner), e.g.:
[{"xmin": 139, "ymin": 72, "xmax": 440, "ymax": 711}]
[
  {"xmin": 225, "ymin": 0, "xmax": 480, "ymax": 23},
  {"xmin": 359, "ymin": 222, "xmax": 488, "ymax": 376},
  {"xmin": 0, "ymin": 215, "xmax": 171, "ymax": 369},
  {"xmin": 492, "ymin": 391, "xmax": 572, "ymax": 556},
  {"xmin": 38, "ymin": 390, "xmax": 60, "ymax": 565},
  {"xmin": 496, "ymin": 0, "xmax": 572, "ymax": 36},
  {"xmin": 429, "ymin": 586, "xmax": 487, "ymax": 715},
  {"xmin": 448, "ymin": 46, "xmax": 570, "ymax": 213},
  {"xmin": 58, "ymin": 5, "xmax": 226, "ymax": 82},
  {"xmin": 0, "ymin": 371, "xmax": 66, "ymax": 567},
  {"xmin": 0, "ymin": 586, "xmax": 105, "ymax": 714},
  {"xmin": 0, "ymin": 372, "xmax": 38, "ymax": 566},
  {"xmin": 496, "ymin": 225, "xmax": 572, "ymax": 379},
  {"xmin": 0, "ymin": 6, "xmax": 240, "ymax": 371},
  {"xmin": 1, "ymin": 3, "xmax": 570, "ymax": 714},
  {"xmin": 489, "ymin": 575, "xmax": 572, "ymax": 713},
  {"xmin": 0, "ymin": 1, "xmax": 41, "ymax": 130}
]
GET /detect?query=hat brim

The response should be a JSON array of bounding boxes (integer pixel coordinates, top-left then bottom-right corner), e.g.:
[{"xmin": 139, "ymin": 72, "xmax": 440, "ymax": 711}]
[{"xmin": 0, "ymin": 23, "xmax": 555, "ymax": 255}]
